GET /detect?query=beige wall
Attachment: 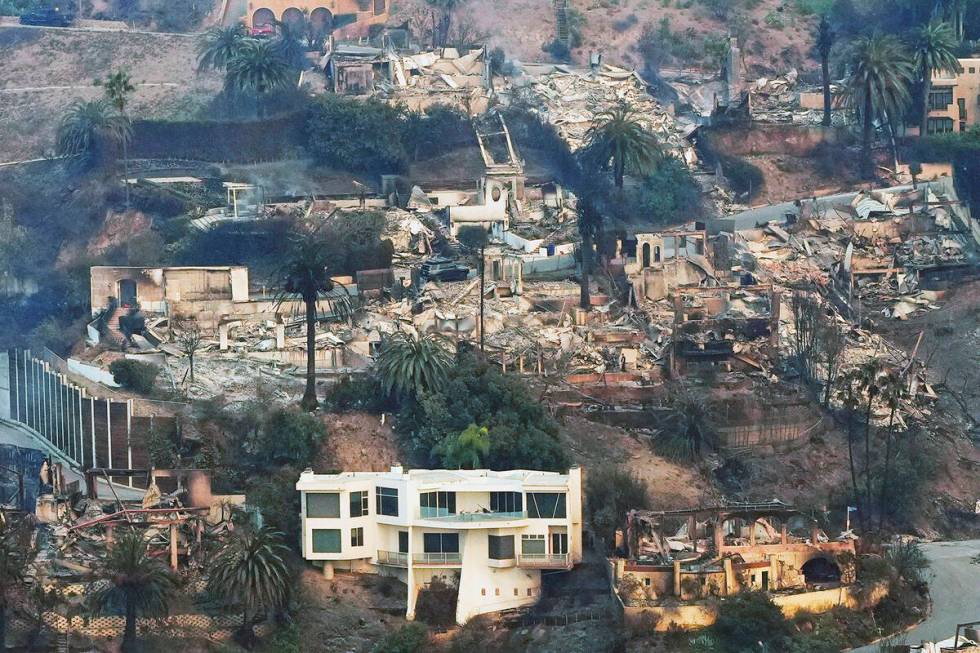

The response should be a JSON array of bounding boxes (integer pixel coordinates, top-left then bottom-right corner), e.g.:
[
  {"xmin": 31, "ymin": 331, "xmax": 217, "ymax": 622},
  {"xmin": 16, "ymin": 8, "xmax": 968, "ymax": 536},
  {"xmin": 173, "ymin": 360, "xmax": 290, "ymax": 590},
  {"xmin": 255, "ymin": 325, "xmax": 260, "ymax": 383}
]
[
  {"xmin": 246, "ymin": 0, "xmax": 389, "ymax": 33},
  {"xmin": 90, "ymin": 266, "xmax": 248, "ymax": 316},
  {"xmin": 926, "ymin": 58, "xmax": 980, "ymax": 133}
]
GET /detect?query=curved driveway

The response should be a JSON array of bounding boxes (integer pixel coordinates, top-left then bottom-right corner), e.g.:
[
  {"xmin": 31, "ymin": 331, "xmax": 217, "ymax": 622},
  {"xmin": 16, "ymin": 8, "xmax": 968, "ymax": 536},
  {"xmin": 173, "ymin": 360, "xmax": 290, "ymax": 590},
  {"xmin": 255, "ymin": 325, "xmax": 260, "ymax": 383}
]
[{"xmin": 852, "ymin": 539, "xmax": 980, "ymax": 651}]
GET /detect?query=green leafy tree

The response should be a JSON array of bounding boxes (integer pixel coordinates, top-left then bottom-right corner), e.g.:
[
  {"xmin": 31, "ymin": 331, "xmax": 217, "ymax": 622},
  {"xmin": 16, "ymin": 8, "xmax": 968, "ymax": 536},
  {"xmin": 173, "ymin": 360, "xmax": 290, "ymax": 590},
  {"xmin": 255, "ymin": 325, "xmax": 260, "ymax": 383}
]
[
  {"xmin": 586, "ymin": 464, "xmax": 648, "ymax": 551},
  {"xmin": 275, "ymin": 226, "xmax": 351, "ymax": 411},
  {"xmin": 0, "ymin": 519, "xmax": 30, "ymax": 649},
  {"xmin": 56, "ymin": 99, "xmax": 132, "ymax": 166},
  {"xmin": 843, "ymin": 34, "xmax": 914, "ymax": 177},
  {"xmin": 225, "ymin": 38, "xmax": 294, "ymax": 112},
  {"xmin": 436, "ymin": 423, "xmax": 490, "ymax": 469},
  {"xmin": 912, "ymin": 20, "xmax": 963, "ymax": 137},
  {"xmin": 207, "ymin": 526, "xmax": 291, "ymax": 649},
  {"xmin": 197, "ymin": 25, "xmax": 250, "ymax": 72},
  {"xmin": 90, "ymin": 532, "xmax": 178, "ymax": 653},
  {"xmin": 815, "ymin": 15, "xmax": 835, "ymax": 127},
  {"xmin": 306, "ymin": 94, "xmax": 409, "ymax": 172},
  {"xmin": 584, "ymin": 103, "xmax": 662, "ymax": 188},
  {"xmin": 376, "ymin": 331, "xmax": 452, "ymax": 400}
]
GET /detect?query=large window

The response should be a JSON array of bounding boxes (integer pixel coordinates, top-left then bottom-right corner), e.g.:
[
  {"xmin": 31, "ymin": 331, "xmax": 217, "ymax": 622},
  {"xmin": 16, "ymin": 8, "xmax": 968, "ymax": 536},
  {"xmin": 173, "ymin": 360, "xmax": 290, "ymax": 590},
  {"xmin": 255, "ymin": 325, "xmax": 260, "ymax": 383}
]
[
  {"xmin": 423, "ymin": 533, "xmax": 459, "ymax": 553},
  {"xmin": 489, "ymin": 491, "xmax": 522, "ymax": 514},
  {"xmin": 351, "ymin": 527, "xmax": 364, "ymax": 547},
  {"xmin": 928, "ymin": 117, "xmax": 955, "ymax": 134},
  {"xmin": 350, "ymin": 491, "xmax": 369, "ymax": 518},
  {"xmin": 420, "ymin": 491, "xmax": 456, "ymax": 518},
  {"xmin": 312, "ymin": 529, "xmax": 341, "ymax": 553},
  {"xmin": 376, "ymin": 487, "xmax": 399, "ymax": 516},
  {"xmin": 488, "ymin": 534, "xmax": 515, "ymax": 560},
  {"xmin": 521, "ymin": 534, "xmax": 546, "ymax": 555},
  {"xmin": 527, "ymin": 493, "xmax": 567, "ymax": 519},
  {"xmin": 928, "ymin": 87, "xmax": 954, "ymax": 110},
  {"xmin": 306, "ymin": 493, "xmax": 340, "ymax": 518}
]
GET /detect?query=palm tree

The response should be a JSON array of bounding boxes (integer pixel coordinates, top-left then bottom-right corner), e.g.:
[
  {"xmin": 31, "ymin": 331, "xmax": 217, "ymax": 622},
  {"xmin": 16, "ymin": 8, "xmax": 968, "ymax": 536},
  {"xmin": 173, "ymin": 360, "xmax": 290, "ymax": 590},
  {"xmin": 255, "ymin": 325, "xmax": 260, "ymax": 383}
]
[
  {"xmin": 91, "ymin": 531, "xmax": 178, "ymax": 653},
  {"xmin": 274, "ymin": 21, "xmax": 308, "ymax": 71},
  {"xmin": 815, "ymin": 15, "xmax": 835, "ymax": 127},
  {"xmin": 844, "ymin": 35, "xmax": 915, "ymax": 178},
  {"xmin": 376, "ymin": 331, "xmax": 451, "ymax": 400},
  {"xmin": 207, "ymin": 526, "xmax": 291, "ymax": 649},
  {"xmin": 437, "ymin": 423, "xmax": 490, "ymax": 469},
  {"xmin": 0, "ymin": 519, "xmax": 29, "ymax": 649},
  {"xmin": 197, "ymin": 24, "xmax": 250, "ymax": 72},
  {"xmin": 663, "ymin": 382, "xmax": 715, "ymax": 460},
  {"xmin": 275, "ymin": 228, "xmax": 350, "ymax": 411},
  {"xmin": 877, "ymin": 369, "xmax": 905, "ymax": 530},
  {"xmin": 56, "ymin": 99, "xmax": 132, "ymax": 165},
  {"xmin": 584, "ymin": 103, "xmax": 661, "ymax": 188},
  {"xmin": 912, "ymin": 20, "xmax": 963, "ymax": 137},
  {"xmin": 225, "ymin": 39, "xmax": 293, "ymax": 115},
  {"xmin": 100, "ymin": 70, "xmax": 136, "ymax": 208}
]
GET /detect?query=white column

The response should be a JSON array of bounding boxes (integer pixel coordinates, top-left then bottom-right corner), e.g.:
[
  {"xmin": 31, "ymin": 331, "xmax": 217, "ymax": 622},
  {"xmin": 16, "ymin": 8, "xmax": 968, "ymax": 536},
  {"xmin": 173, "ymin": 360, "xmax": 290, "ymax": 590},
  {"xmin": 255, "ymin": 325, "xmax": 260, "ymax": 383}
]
[
  {"xmin": 90, "ymin": 396, "xmax": 97, "ymax": 469},
  {"xmin": 126, "ymin": 400, "xmax": 133, "ymax": 485},
  {"xmin": 12, "ymin": 348, "xmax": 19, "ymax": 423},
  {"xmin": 106, "ymin": 400, "xmax": 112, "ymax": 472}
]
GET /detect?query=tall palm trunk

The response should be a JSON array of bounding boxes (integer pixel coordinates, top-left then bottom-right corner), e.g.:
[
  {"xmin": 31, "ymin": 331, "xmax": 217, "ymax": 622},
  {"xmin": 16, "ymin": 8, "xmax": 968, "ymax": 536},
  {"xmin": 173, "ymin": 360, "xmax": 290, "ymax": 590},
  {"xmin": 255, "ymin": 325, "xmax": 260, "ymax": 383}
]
[
  {"xmin": 478, "ymin": 245, "xmax": 485, "ymax": 352},
  {"xmin": 614, "ymin": 153, "xmax": 625, "ymax": 188},
  {"xmin": 0, "ymin": 603, "xmax": 6, "ymax": 652},
  {"xmin": 579, "ymin": 231, "xmax": 592, "ymax": 310},
  {"xmin": 862, "ymin": 393, "xmax": 874, "ymax": 527},
  {"xmin": 821, "ymin": 53, "xmax": 832, "ymax": 127},
  {"xmin": 301, "ymin": 293, "xmax": 318, "ymax": 411},
  {"xmin": 878, "ymin": 406, "xmax": 897, "ymax": 530},
  {"xmin": 236, "ymin": 608, "xmax": 257, "ymax": 649},
  {"xmin": 920, "ymin": 71, "xmax": 932, "ymax": 137},
  {"xmin": 862, "ymin": 88, "xmax": 874, "ymax": 178},
  {"xmin": 845, "ymin": 411, "xmax": 864, "ymax": 531},
  {"xmin": 122, "ymin": 598, "xmax": 137, "ymax": 653},
  {"xmin": 122, "ymin": 135, "xmax": 130, "ymax": 209}
]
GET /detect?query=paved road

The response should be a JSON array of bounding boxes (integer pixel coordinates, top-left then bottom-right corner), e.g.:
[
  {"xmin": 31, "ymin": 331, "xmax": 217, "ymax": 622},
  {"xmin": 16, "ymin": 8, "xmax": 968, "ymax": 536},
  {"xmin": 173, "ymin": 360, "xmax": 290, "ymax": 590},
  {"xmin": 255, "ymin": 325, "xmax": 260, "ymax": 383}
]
[{"xmin": 852, "ymin": 539, "xmax": 980, "ymax": 651}]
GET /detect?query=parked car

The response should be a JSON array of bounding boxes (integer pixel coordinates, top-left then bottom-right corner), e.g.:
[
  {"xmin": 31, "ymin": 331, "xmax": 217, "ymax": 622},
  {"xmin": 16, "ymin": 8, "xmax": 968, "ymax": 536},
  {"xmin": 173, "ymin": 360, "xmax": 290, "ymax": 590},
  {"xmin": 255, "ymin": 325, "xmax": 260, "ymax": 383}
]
[
  {"xmin": 420, "ymin": 257, "xmax": 470, "ymax": 282},
  {"xmin": 250, "ymin": 24, "xmax": 275, "ymax": 38},
  {"xmin": 19, "ymin": 7, "xmax": 73, "ymax": 27}
]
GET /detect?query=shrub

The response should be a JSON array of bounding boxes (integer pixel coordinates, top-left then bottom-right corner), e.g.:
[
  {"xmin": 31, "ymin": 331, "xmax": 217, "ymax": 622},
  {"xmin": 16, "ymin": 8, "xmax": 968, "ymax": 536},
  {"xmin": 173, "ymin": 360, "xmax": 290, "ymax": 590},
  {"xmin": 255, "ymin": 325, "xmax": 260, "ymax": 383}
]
[
  {"xmin": 253, "ymin": 407, "xmax": 326, "ymax": 467},
  {"xmin": 613, "ymin": 13, "xmax": 639, "ymax": 31},
  {"xmin": 710, "ymin": 591, "xmax": 793, "ymax": 653},
  {"xmin": 323, "ymin": 376, "xmax": 386, "ymax": 412},
  {"xmin": 371, "ymin": 622, "xmax": 429, "ymax": 653},
  {"xmin": 109, "ymin": 359, "xmax": 159, "ymax": 394},
  {"xmin": 306, "ymin": 95, "xmax": 409, "ymax": 172}
]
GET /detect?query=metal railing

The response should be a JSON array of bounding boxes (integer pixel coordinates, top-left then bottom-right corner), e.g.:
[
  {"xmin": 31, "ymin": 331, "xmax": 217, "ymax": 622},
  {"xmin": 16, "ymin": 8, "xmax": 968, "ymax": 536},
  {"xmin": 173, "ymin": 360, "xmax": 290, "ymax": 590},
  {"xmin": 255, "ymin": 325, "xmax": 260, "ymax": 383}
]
[
  {"xmin": 376, "ymin": 550, "xmax": 408, "ymax": 567},
  {"xmin": 413, "ymin": 552, "xmax": 462, "ymax": 565},
  {"xmin": 517, "ymin": 553, "xmax": 569, "ymax": 568}
]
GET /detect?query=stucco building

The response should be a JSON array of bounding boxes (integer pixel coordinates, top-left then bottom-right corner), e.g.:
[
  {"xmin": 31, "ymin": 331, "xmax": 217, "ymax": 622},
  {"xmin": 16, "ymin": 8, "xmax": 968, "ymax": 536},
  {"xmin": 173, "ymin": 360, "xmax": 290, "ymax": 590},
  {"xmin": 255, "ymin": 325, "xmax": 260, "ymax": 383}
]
[
  {"xmin": 925, "ymin": 56, "xmax": 980, "ymax": 134},
  {"xmin": 295, "ymin": 465, "xmax": 583, "ymax": 624},
  {"xmin": 246, "ymin": 0, "xmax": 389, "ymax": 38}
]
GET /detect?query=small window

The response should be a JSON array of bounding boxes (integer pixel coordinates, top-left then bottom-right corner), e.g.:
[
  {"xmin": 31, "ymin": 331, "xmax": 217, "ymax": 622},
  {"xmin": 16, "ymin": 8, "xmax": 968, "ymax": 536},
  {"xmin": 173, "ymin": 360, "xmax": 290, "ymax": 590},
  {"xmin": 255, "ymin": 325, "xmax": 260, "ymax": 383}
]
[
  {"xmin": 312, "ymin": 529, "xmax": 341, "ymax": 553},
  {"xmin": 376, "ymin": 487, "xmax": 399, "ymax": 516},
  {"xmin": 351, "ymin": 527, "xmax": 364, "ymax": 547},
  {"xmin": 970, "ymin": 67, "xmax": 976, "ymax": 74},
  {"xmin": 644, "ymin": 578, "xmax": 651, "ymax": 586},
  {"xmin": 350, "ymin": 491, "xmax": 369, "ymax": 518},
  {"xmin": 527, "ymin": 588, "xmax": 533, "ymax": 596},
  {"xmin": 514, "ymin": 588, "xmax": 519, "ymax": 596},
  {"xmin": 526, "ymin": 493, "xmax": 567, "ymax": 519},
  {"xmin": 495, "ymin": 588, "xmax": 500, "ymax": 596},
  {"xmin": 481, "ymin": 588, "xmax": 486, "ymax": 596},
  {"xmin": 398, "ymin": 530, "xmax": 409, "ymax": 554},
  {"xmin": 521, "ymin": 534, "xmax": 546, "ymax": 555},
  {"xmin": 306, "ymin": 493, "xmax": 340, "ymax": 518},
  {"xmin": 488, "ymin": 534, "xmax": 515, "ymax": 560}
]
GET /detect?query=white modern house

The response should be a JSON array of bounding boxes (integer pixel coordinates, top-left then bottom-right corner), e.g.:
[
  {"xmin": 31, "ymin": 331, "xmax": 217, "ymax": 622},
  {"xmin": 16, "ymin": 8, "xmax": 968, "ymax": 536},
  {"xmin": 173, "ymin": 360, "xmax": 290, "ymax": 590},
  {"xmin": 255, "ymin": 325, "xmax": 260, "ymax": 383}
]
[{"xmin": 295, "ymin": 465, "xmax": 583, "ymax": 624}]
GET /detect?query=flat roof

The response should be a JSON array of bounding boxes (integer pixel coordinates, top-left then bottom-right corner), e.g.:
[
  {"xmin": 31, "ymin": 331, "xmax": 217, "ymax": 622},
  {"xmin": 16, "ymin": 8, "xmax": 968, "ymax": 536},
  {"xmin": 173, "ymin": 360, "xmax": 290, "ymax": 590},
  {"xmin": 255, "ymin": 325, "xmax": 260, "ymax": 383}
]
[{"xmin": 296, "ymin": 467, "xmax": 575, "ymax": 491}]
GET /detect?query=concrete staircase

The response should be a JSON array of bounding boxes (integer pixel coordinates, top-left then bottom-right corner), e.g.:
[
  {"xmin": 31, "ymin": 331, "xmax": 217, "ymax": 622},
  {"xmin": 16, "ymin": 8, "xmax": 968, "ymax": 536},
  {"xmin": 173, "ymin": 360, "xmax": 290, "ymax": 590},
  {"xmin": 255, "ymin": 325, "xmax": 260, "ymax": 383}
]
[{"xmin": 554, "ymin": 0, "xmax": 570, "ymax": 47}]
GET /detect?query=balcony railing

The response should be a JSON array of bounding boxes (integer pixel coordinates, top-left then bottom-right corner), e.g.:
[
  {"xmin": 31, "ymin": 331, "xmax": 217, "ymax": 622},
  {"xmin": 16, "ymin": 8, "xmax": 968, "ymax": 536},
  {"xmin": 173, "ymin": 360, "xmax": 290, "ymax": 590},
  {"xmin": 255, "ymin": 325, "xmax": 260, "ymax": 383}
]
[
  {"xmin": 419, "ymin": 510, "xmax": 526, "ymax": 522},
  {"xmin": 413, "ymin": 552, "xmax": 462, "ymax": 565},
  {"xmin": 518, "ymin": 553, "xmax": 570, "ymax": 569},
  {"xmin": 376, "ymin": 550, "xmax": 408, "ymax": 567}
]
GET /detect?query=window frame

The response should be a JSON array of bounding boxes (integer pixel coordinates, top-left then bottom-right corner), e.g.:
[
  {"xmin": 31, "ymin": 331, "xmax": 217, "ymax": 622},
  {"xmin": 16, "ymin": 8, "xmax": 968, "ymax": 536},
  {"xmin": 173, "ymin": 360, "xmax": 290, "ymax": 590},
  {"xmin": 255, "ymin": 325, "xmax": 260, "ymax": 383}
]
[
  {"xmin": 928, "ymin": 87, "xmax": 954, "ymax": 111},
  {"xmin": 350, "ymin": 527, "xmax": 364, "ymax": 547},
  {"xmin": 423, "ymin": 532, "xmax": 460, "ymax": 553},
  {"xmin": 350, "ymin": 490, "xmax": 369, "ymax": 518},
  {"xmin": 521, "ymin": 534, "xmax": 546, "ymax": 555},
  {"xmin": 312, "ymin": 528, "xmax": 342, "ymax": 553},
  {"xmin": 526, "ymin": 492, "xmax": 567, "ymax": 519},
  {"xmin": 420, "ymin": 491, "xmax": 457, "ymax": 518},
  {"xmin": 306, "ymin": 492, "xmax": 341, "ymax": 518},
  {"xmin": 376, "ymin": 486, "xmax": 399, "ymax": 516},
  {"xmin": 489, "ymin": 491, "xmax": 522, "ymax": 514},
  {"xmin": 488, "ymin": 534, "xmax": 515, "ymax": 560}
]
